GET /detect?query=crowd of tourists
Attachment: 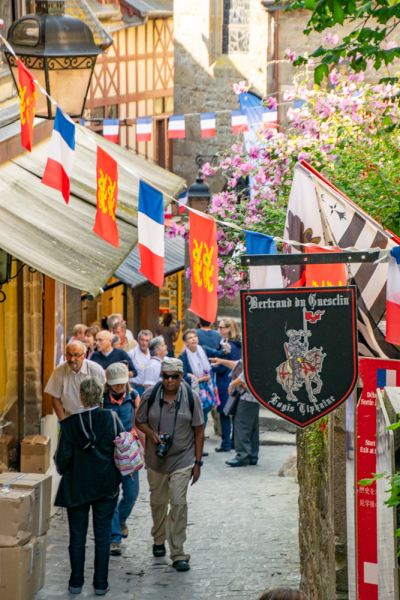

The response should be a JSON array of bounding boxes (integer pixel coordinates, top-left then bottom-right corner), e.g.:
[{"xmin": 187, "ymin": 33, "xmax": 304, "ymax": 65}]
[{"xmin": 46, "ymin": 312, "xmax": 265, "ymax": 595}]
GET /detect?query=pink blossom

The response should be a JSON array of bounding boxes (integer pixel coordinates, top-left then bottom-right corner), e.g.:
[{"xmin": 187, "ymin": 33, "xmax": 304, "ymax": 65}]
[
  {"xmin": 267, "ymin": 97, "xmax": 278, "ymax": 110},
  {"xmin": 202, "ymin": 162, "xmax": 217, "ymax": 177},
  {"xmin": 221, "ymin": 157, "xmax": 232, "ymax": 170},
  {"xmin": 249, "ymin": 146, "xmax": 260, "ymax": 160},
  {"xmin": 216, "ymin": 229, "xmax": 226, "ymax": 241},
  {"xmin": 166, "ymin": 223, "xmax": 179, "ymax": 239},
  {"xmin": 325, "ymin": 34, "xmax": 332, "ymax": 43},
  {"xmin": 233, "ymin": 81, "xmax": 249, "ymax": 95},
  {"xmin": 355, "ymin": 52, "xmax": 362, "ymax": 60},
  {"xmin": 308, "ymin": 58, "xmax": 315, "ymax": 67},
  {"xmin": 357, "ymin": 71, "xmax": 365, "ymax": 83},
  {"xmin": 331, "ymin": 34, "xmax": 339, "ymax": 46},
  {"xmin": 283, "ymin": 91, "xmax": 295, "ymax": 102},
  {"xmin": 330, "ymin": 69, "xmax": 340, "ymax": 85},
  {"xmin": 231, "ymin": 144, "xmax": 243, "ymax": 153},
  {"xmin": 185, "ymin": 268, "xmax": 192, "ymax": 279},
  {"xmin": 217, "ymin": 285, "xmax": 225, "ymax": 299},
  {"xmin": 386, "ymin": 41, "xmax": 397, "ymax": 50},
  {"xmin": 339, "ymin": 56, "xmax": 344, "ymax": 64},
  {"xmin": 366, "ymin": 58, "xmax": 374, "ymax": 69},
  {"xmin": 233, "ymin": 154, "xmax": 243, "ymax": 168},
  {"xmin": 285, "ymin": 49, "xmax": 297, "ymax": 62}
]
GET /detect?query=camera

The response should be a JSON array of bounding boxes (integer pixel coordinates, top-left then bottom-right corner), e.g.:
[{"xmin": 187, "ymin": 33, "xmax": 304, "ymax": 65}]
[{"xmin": 156, "ymin": 434, "xmax": 173, "ymax": 459}]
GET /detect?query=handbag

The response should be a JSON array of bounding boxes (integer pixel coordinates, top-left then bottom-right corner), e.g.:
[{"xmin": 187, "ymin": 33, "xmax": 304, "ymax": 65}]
[
  {"xmin": 223, "ymin": 389, "xmax": 241, "ymax": 417},
  {"xmin": 111, "ymin": 411, "xmax": 144, "ymax": 476}
]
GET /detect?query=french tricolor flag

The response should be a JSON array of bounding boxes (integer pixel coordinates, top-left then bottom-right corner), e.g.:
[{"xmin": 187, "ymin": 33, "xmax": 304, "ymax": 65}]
[
  {"xmin": 103, "ymin": 118, "xmax": 119, "ymax": 144},
  {"xmin": 200, "ymin": 112, "xmax": 216, "ymax": 138},
  {"xmin": 377, "ymin": 368, "xmax": 398, "ymax": 388},
  {"xmin": 138, "ymin": 180, "xmax": 165, "ymax": 287},
  {"xmin": 164, "ymin": 190, "xmax": 188, "ymax": 218},
  {"xmin": 262, "ymin": 108, "xmax": 278, "ymax": 129},
  {"xmin": 386, "ymin": 246, "xmax": 400, "ymax": 345},
  {"xmin": 136, "ymin": 117, "xmax": 152, "ymax": 142},
  {"xmin": 41, "ymin": 107, "xmax": 75, "ymax": 204},
  {"xmin": 168, "ymin": 115, "xmax": 185, "ymax": 139},
  {"xmin": 231, "ymin": 110, "xmax": 248, "ymax": 134}
]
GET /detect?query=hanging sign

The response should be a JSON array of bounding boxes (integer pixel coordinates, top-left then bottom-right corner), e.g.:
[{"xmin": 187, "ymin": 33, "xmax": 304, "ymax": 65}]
[{"xmin": 241, "ymin": 286, "xmax": 358, "ymax": 427}]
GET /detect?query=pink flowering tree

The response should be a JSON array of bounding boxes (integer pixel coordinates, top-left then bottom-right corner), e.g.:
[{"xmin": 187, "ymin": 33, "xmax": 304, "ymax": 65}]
[{"xmin": 170, "ymin": 72, "xmax": 400, "ymax": 298}]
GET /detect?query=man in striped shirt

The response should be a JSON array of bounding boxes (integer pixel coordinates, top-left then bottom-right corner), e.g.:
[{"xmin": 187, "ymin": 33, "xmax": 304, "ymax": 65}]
[{"xmin": 44, "ymin": 340, "xmax": 106, "ymax": 420}]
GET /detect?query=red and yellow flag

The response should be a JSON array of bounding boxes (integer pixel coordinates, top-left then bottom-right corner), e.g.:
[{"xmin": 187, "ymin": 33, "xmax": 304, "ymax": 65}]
[
  {"xmin": 189, "ymin": 210, "xmax": 218, "ymax": 322},
  {"xmin": 305, "ymin": 245, "xmax": 346, "ymax": 287},
  {"xmin": 93, "ymin": 146, "xmax": 119, "ymax": 248},
  {"xmin": 18, "ymin": 59, "xmax": 36, "ymax": 153}
]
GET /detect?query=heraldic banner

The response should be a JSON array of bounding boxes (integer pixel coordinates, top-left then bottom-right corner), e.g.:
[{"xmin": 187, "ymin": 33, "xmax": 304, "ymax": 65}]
[
  {"xmin": 189, "ymin": 210, "xmax": 218, "ymax": 323},
  {"xmin": 241, "ymin": 286, "xmax": 358, "ymax": 427},
  {"xmin": 18, "ymin": 59, "xmax": 36, "ymax": 153},
  {"xmin": 93, "ymin": 146, "xmax": 119, "ymax": 248}
]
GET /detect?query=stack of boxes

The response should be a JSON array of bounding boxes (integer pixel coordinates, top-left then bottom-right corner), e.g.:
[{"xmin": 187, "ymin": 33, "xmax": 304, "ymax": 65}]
[{"xmin": 0, "ymin": 434, "xmax": 52, "ymax": 600}]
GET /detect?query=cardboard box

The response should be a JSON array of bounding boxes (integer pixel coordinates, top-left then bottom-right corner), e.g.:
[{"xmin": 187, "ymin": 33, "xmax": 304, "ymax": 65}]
[
  {"xmin": 0, "ymin": 488, "xmax": 33, "ymax": 547},
  {"xmin": 0, "ymin": 541, "xmax": 36, "ymax": 600},
  {"xmin": 20, "ymin": 435, "xmax": 51, "ymax": 474},
  {"xmin": 0, "ymin": 473, "xmax": 52, "ymax": 536},
  {"xmin": 32, "ymin": 533, "xmax": 47, "ymax": 593},
  {"xmin": 0, "ymin": 434, "xmax": 13, "ymax": 466}
]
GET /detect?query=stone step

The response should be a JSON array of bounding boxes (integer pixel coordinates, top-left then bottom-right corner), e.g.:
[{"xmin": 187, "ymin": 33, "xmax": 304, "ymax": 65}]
[
  {"xmin": 259, "ymin": 407, "xmax": 297, "ymax": 434},
  {"xmin": 259, "ymin": 430, "xmax": 296, "ymax": 446}
]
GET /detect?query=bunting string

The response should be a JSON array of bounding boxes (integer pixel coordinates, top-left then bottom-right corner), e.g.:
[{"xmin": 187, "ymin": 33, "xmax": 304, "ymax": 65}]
[{"xmin": 1, "ymin": 30, "xmax": 389, "ymax": 265}]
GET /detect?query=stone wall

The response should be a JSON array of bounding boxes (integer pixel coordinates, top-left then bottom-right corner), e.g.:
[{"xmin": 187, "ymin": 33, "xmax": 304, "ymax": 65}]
[
  {"xmin": 297, "ymin": 404, "xmax": 348, "ymax": 599},
  {"xmin": 173, "ymin": 0, "xmax": 269, "ymax": 190}
]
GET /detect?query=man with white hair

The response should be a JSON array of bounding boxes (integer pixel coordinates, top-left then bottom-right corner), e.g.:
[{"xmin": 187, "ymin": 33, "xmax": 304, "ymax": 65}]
[
  {"xmin": 143, "ymin": 336, "xmax": 168, "ymax": 388},
  {"xmin": 128, "ymin": 330, "xmax": 153, "ymax": 396},
  {"xmin": 44, "ymin": 340, "xmax": 106, "ymax": 420},
  {"xmin": 107, "ymin": 313, "xmax": 134, "ymax": 341}
]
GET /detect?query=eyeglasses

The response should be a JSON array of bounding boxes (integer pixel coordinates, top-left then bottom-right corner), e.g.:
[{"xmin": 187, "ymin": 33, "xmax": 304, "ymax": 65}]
[
  {"xmin": 218, "ymin": 325, "xmax": 228, "ymax": 329},
  {"xmin": 162, "ymin": 373, "xmax": 181, "ymax": 380},
  {"xmin": 66, "ymin": 353, "xmax": 84, "ymax": 359}
]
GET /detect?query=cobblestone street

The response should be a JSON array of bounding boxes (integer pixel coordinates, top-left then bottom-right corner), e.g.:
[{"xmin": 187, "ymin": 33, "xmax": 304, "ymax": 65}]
[{"xmin": 36, "ymin": 429, "xmax": 300, "ymax": 600}]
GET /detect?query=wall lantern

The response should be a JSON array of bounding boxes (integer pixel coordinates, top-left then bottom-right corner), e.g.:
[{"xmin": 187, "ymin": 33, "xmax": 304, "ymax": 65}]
[
  {"xmin": 187, "ymin": 177, "xmax": 211, "ymax": 213},
  {"xmin": 3, "ymin": 0, "xmax": 104, "ymax": 119}
]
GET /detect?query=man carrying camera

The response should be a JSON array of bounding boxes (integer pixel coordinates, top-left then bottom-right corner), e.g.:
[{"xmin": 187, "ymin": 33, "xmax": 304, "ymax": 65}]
[{"xmin": 135, "ymin": 357, "xmax": 204, "ymax": 572}]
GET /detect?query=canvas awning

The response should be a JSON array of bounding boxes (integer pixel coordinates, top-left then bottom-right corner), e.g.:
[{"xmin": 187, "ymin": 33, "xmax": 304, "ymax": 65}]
[
  {"xmin": 0, "ymin": 123, "xmax": 185, "ymax": 296},
  {"xmin": 115, "ymin": 235, "xmax": 185, "ymax": 288}
]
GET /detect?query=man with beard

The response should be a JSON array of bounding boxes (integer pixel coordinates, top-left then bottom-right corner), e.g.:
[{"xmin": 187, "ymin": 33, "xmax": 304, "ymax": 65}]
[{"xmin": 45, "ymin": 340, "xmax": 106, "ymax": 420}]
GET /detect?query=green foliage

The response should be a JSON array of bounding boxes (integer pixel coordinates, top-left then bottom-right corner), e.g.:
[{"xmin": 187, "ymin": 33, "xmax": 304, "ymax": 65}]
[
  {"xmin": 301, "ymin": 416, "xmax": 328, "ymax": 469},
  {"xmin": 283, "ymin": 0, "xmax": 400, "ymax": 83}
]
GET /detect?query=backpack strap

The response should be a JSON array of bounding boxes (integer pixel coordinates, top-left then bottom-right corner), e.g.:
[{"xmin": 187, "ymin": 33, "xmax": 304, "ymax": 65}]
[
  {"xmin": 146, "ymin": 380, "xmax": 194, "ymax": 418},
  {"xmin": 146, "ymin": 381, "xmax": 163, "ymax": 418}
]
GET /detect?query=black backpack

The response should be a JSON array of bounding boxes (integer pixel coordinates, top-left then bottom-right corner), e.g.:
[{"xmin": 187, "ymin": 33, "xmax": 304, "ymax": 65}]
[{"xmin": 147, "ymin": 381, "xmax": 195, "ymax": 416}]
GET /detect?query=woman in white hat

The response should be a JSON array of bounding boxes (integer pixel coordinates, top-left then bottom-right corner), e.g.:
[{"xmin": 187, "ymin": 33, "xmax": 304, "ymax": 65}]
[{"xmin": 103, "ymin": 362, "xmax": 139, "ymax": 556}]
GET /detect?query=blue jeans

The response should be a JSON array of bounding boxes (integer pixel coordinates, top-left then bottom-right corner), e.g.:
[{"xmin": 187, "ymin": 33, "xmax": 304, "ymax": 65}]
[
  {"xmin": 203, "ymin": 405, "xmax": 212, "ymax": 429},
  {"xmin": 219, "ymin": 412, "xmax": 232, "ymax": 450},
  {"xmin": 67, "ymin": 492, "xmax": 118, "ymax": 591},
  {"xmin": 111, "ymin": 470, "xmax": 139, "ymax": 542}
]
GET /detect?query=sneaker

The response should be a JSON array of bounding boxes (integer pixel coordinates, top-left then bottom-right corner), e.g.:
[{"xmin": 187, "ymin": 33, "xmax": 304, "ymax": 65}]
[
  {"xmin": 68, "ymin": 585, "xmax": 82, "ymax": 594},
  {"xmin": 120, "ymin": 523, "xmax": 129, "ymax": 538},
  {"xmin": 110, "ymin": 542, "xmax": 122, "ymax": 556},
  {"xmin": 94, "ymin": 587, "xmax": 110, "ymax": 596},
  {"xmin": 153, "ymin": 543, "xmax": 166, "ymax": 557}
]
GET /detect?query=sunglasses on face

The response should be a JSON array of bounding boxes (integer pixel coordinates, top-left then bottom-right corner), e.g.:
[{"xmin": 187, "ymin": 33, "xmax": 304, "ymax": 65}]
[{"xmin": 162, "ymin": 373, "xmax": 180, "ymax": 380}]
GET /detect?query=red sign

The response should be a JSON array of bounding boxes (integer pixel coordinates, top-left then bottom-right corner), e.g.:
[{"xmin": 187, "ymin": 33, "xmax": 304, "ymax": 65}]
[
  {"xmin": 189, "ymin": 210, "xmax": 218, "ymax": 323},
  {"xmin": 18, "ymin": 59, "xmax": 36, "ymax": 153},
  {"xmin": 357, "ymin": 358, "xmax": 400, "ymax": 599},
  {"xmin": 93, "ymin": 147, "xmax": 119, "ymax": 248}
]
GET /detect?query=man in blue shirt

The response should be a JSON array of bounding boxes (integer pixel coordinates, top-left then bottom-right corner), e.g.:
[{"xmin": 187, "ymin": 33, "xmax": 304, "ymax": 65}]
[
  {"xmin": 196, "ymin": 319, "xmax": 221, "ymax": 350},
  {"xmin": 91, "ymin": 330, "xmax": 137, "ymax": 377}
]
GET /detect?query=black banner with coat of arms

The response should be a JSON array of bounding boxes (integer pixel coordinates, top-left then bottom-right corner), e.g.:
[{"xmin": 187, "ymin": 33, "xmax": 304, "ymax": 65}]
[{"xmin": 241, "ymin": 286, "xmax": 358, "ymax": 427}]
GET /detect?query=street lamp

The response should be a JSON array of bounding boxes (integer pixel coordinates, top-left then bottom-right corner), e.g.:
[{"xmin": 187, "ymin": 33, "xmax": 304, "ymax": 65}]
[
  {"xmin": 187, "ymin": 177, "xmax": 211, "ymax": 213},
  {"xmin": 3, "ymin": 0, "xmax": 104, "ymax": 119}
]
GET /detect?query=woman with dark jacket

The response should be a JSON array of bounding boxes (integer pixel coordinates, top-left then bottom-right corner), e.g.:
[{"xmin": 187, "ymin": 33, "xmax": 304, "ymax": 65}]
[
  {"xmin": 212, "ymin": 317, "xmax": 242, "ymax": 453},
  {"xmin": 55, "ymin": 376, "xmax": 123, "ymax": 596},
  {"xmin": 102, "ymin": 362, "xmax": 139, "ymax": 556}
]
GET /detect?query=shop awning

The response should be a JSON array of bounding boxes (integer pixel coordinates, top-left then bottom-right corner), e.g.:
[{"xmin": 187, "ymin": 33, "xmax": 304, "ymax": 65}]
[
  {"xmin": 115, "ymin": 235, "xmax": 185, "ymax": 288},
  {"xmin": 0, "ymin": 124, "xmax": 185, "ymax": 296}
]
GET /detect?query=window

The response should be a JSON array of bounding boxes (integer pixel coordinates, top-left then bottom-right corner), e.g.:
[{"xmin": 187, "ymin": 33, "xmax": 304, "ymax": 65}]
[
  {"xmin": 223, "ymin": 0, "xmax": 250, "ymax": 54},
  {"xmin": 108, "ymin": 104, "xmax": 118, "ymax": 119}
]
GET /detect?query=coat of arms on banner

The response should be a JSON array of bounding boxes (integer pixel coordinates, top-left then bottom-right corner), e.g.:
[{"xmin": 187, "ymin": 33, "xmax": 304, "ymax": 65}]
[{"xmin": 241, "ymin": 286, "xmax": 358, "ymax": 427}]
